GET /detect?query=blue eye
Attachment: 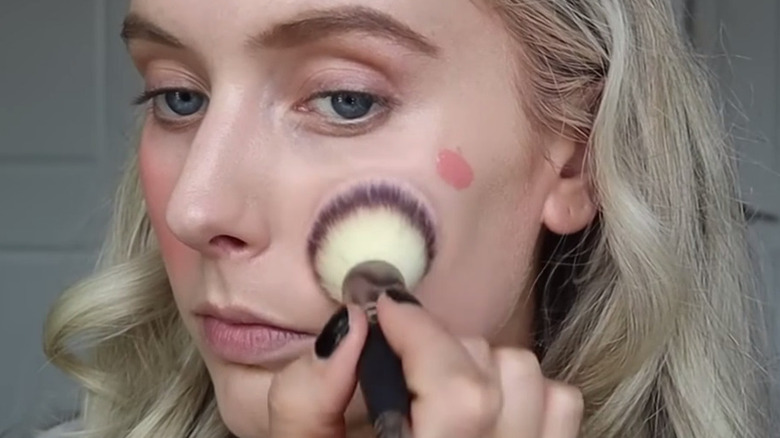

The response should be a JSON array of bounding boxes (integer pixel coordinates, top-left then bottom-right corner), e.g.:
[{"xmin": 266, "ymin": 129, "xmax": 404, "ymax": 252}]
[
  {"xmin": 329, "ymin": 92, "xmax": 375, "ymax": 119},
  {"xmin": 310, "ymin": 91, "xmax": 381, "ymax": 122},
  {"xmin": 160, "ymin": 90, "xmax": 206, "ymax": 116},
  {"xmin": 133, "ymin": 88, "xmax": 208, "ymax": 125}
]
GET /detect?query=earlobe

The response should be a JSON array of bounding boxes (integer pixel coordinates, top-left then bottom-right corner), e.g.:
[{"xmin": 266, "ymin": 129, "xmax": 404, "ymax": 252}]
[
  {"xmin": 540, "ymin": 139, "xmax": 597, "ymax": 235},
  {"xmin": 541, "ymin": 177, "xmax": 597, "ymax": 235}
]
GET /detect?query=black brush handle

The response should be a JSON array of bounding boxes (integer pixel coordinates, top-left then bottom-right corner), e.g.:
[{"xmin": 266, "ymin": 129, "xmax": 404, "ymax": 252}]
[{"xmin": 357, "ymin": 321, "xmax": 412, "ymax": 438}]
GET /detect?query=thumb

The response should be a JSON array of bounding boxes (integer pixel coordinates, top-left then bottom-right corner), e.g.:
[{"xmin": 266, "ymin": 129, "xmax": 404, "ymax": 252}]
[{"xmin": 268, "ymin": 305, "xmax": 368, "ymax": 438}]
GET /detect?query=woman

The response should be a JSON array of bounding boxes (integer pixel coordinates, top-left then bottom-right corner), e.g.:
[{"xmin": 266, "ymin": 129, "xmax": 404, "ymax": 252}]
[{"xmin": 41, "ymin": 0, "xmax": 769, "ymax": 437}]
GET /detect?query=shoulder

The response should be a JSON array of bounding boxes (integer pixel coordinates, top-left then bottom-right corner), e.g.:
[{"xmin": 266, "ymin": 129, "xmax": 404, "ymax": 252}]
[{"xmin": 35, "ymin": 420, "xmax": 80, "ymax": 438}]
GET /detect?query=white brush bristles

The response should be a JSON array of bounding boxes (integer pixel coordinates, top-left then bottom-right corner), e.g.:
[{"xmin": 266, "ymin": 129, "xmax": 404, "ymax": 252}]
[{"xmin": 315, "ymin": 207, "xmax": 428, "ymax": 302}]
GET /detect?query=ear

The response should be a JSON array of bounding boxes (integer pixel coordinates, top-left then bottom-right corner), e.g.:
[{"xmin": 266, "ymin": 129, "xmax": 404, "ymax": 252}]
[{"xmin": 541, "ymin": 136, "xmax": 597, "ymax": 235}]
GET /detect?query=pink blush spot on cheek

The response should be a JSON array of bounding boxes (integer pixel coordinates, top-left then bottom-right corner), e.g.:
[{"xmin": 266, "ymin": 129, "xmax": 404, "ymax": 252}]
[
  {"xmin": 138, "ymin": 146, "xmax": 196, "ymax": 278},
  {"xmin": 436, "ymin": 149, "xmax": 474, "ymax": 190}
]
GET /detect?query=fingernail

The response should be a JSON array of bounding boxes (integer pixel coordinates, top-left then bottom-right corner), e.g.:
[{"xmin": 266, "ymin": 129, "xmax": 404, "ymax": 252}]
[
  {"xmin": 386, "ymin": 288, "xmax": 421, "ymax": 306},
  {"xmin": 315, "ymin": 307, "xmax": 350, "ymax": 359}
]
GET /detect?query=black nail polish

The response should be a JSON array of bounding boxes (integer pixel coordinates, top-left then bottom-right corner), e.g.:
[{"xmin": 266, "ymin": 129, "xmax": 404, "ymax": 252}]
[
  {"xmin": 315, "ymin": 307, "xmax": 350, "ymax": 359},
  {"xmin": 386, "ymin": 288, "xmax": 421, "ymax": 306}
]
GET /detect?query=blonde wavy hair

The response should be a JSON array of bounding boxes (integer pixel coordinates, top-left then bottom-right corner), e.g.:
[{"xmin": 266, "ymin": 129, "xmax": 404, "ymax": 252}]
[{"xmin": 43, "ymin": 0, "xmax": 770, "ymax": 436}]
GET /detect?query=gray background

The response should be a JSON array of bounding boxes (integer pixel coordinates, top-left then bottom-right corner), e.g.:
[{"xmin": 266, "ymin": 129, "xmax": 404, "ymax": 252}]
[{"xmin": 1, "ymin": 0, "xmax": 778, "ymax": 433}]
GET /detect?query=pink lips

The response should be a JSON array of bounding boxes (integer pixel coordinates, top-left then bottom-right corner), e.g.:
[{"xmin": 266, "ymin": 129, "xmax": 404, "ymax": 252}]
[{"xmin": 199, "ymin": 309, "xmax": 315, "ymax": 366}]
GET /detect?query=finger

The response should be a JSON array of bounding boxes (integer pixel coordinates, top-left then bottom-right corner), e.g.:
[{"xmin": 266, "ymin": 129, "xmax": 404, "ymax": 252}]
[
  {"xmin": 268, "ymin": 304, "xmax": 368, "ymax": 438},
  {"xmin": 492, "ymin": 349, "xmax": 546, "ymax": 437},
  {"xmin": 376, "ymin": 291, "xmax": 501, "ymax": 438},
  {"xmin": 375, "ymin": 291, "xmax": 480, "ymax": 392},
  {"xmin": 540, "ymin": 381, "xmax": 584, "ymax": 438},
  {"xmin": 460, "ymin": 337, "xmax": 495, "ymax": 375}
]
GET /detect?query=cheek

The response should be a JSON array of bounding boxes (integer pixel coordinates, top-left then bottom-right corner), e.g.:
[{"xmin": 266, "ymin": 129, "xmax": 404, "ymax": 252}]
[
  {"xmin": 420, "ymin": 223, "xmax": 536, "ymax": 344},
  {"xmin": 436, "ymin": 148, "xmax": 474, "ymax": 191},
  {"xmin": 138, "ymin": 138, "xmax": 197, "ymax": 279},
  {"xmin": 421, "ymin": 138, "xmax": 544, "ymax": 346}
]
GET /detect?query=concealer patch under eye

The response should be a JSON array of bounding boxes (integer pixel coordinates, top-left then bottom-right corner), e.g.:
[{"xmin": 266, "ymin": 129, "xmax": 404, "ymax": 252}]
[{"xmin": 436, "ymin": 148, "xmax": 474, "ymax": 190}]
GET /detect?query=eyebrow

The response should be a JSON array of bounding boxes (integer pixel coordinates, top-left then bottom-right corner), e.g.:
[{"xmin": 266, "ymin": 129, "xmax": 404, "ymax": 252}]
[
  {"xmin": 121, "ymin": 13, "xmax": 184, "ymax": 48},
  {"xmin": 121, "ymin": 6, "xmax": 439, "ymax": 57},
  {"xmin": 252, "ymin": 6, "xmax": 440, "ymax": 57}
]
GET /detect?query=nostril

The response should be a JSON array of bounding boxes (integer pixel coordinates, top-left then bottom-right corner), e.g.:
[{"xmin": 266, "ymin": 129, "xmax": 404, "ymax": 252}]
[{"xmin": 209, "ymin": 235, "xmax": 248, "ymax": 254}]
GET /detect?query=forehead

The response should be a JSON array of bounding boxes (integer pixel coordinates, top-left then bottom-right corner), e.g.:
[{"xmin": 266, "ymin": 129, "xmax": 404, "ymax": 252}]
[{"xmin": 127, "ymin": 0, "xmax": 498, "ymax": 52}]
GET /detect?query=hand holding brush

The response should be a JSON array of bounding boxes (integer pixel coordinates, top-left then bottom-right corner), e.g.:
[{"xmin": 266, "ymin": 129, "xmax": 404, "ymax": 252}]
[
  {"xmin": 267, "ymin": 183, "xmax": 584, "ymax": 438},
  {"xmin": 268, "ymin": 289, "xmax": 585, "ymax": 438}
]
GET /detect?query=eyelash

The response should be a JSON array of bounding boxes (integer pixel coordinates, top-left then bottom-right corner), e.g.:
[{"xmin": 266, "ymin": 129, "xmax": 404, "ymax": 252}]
[{"xmin": 132, "ymin": 86, "xmax": 398, "ymax": 135}]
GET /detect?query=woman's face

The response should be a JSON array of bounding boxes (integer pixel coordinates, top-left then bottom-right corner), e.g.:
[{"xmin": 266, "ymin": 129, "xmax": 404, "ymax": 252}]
[{"xmin": 127, "ymin": 0, "xmax": 593, "ymax": 435}]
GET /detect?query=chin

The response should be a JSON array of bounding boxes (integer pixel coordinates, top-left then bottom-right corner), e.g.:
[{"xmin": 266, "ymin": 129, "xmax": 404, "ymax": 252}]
[
  {"xmin": 207, "ymin": 359, "xmax": 276, "ymax": 438},
  {"xmin": 206, "ymin": 356, "xmax": 372, "ymax": 437}
]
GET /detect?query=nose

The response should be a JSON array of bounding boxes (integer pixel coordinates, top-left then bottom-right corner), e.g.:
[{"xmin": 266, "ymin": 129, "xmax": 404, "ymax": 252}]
[{"xmin": 164, "ymin": 104, "xmax": 272, "ymax": 259}]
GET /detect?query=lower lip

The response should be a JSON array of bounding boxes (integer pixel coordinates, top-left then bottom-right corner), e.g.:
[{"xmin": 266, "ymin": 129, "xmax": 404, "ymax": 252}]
[{"xmin": 202, "ymin": 316, "xmax": 314, "ymax": 366}]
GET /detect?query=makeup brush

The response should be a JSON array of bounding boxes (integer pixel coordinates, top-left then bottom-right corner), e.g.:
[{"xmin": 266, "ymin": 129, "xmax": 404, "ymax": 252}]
[{"xmin": 307, "ymin": 182, "xmax": 436, "ymax": 438}]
